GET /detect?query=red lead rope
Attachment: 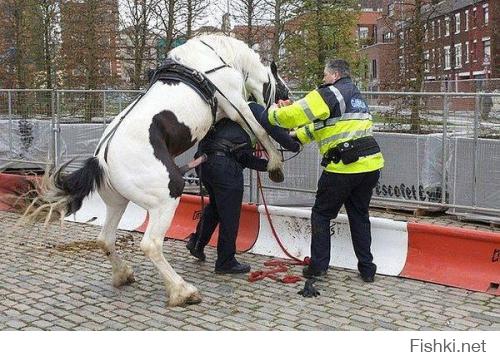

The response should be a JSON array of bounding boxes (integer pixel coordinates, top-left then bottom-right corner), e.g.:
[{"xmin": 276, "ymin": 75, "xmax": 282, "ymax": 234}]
[{"xmin": 247, "ymin": 169, "xmax": 310, "ymax": 284}]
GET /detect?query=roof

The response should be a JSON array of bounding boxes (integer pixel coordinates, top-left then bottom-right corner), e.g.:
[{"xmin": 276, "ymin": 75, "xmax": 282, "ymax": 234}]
[
  {"xmin": 424, "ymin": 0, "xmax": 484, "ymax": 19},
  {"xmin": 358, "ymin": 11, "xmax": 382, "ymax": 25}
]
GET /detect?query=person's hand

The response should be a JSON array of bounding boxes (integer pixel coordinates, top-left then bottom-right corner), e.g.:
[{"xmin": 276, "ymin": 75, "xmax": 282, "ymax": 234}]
[{"xmin": 278, "ymin": 99, "xmax": 292, "ymax": 108}]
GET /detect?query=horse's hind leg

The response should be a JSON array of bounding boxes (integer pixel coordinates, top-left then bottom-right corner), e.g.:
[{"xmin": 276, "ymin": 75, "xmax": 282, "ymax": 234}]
[
  {"xmin": 140, "ymin": 198, "xmax": 201, "ymax": 307},
  {"xmin": 98, "ymin": 192, "xmax": 135, "ymax": 287}
]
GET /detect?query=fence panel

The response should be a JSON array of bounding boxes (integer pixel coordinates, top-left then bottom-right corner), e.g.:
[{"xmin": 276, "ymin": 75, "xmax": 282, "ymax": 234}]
[
  {"xmin": 0, "ymin": 89, "xmax": 498, "ymax": 221},
  {"xmin": 0, "ymin": 89, "xmax": 53, "ymax": 170}
]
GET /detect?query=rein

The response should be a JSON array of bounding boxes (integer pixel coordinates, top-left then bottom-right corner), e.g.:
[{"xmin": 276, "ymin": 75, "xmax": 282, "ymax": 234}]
[
  {"xmin": 198, "ymin": 40, "xmax": 277, "ymax": 152},
  {"xmin": 94, "ymin": 93, "xmax": 145, "ymax": 159}
]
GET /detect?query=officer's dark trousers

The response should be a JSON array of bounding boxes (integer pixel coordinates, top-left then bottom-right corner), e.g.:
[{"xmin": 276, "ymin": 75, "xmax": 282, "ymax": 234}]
[
  {"xmin": 193, "ymin": 154, "xmax": 244, "ymax": 269},
  {"xmin": 310, "ymin": 170, "xmax": 380, "ymax": 276}
]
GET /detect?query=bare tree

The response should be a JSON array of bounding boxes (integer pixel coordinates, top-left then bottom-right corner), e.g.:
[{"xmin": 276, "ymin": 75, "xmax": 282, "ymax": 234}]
[
  {"xmin": 181, "ymin": 0, "xmax": 211, "ymax": 38},
  {"xmin": 0, "ymin": 0, "xmax": 33, "ymax": 89},
  {"xmin": 33, "ymin": 0, "xmax": 60, "ymax": 90},
  {"xmin": 263, "ymin": 0, "xmax": 300, "ymax": 62},
  {"xmin": 231, "ymin": 0, "xmax": 267, "ymax": 46},
  {"xmin": 153, "ymin": 0, "xmax": 184, "ymax": 56},
  {"xmin": 119, "ymin": 0, "xmax": 158, "ymax": 88},
  {"xmin": 383, "ymin": 0, "xmax": 442, "ymax": 131}
]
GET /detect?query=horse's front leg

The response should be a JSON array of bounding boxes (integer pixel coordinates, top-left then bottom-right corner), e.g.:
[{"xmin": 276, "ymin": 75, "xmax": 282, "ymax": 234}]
[
  {"xmin": 140, "ymin": 199, "xmax": 202, "ymax": 307},
  {"xmin": 223, "ymin": 100, "xmax": 284, "ymax": 183}
]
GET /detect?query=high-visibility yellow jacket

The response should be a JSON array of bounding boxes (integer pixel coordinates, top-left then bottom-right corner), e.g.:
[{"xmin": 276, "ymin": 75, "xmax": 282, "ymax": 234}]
[{"xmin": 268, "ymin": 77, "xmax": 384, "ymax": 174}]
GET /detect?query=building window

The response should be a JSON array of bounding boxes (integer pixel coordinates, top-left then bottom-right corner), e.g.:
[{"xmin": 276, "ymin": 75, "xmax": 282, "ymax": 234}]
[
  {"xmin": 472, "ymin": 40, "xmax": 477, "ymax": 62},
  {"xmin": 432, "ymin": 48, "xmax": 436, "ymax": 68},
  {"xmin": 445, "ymin": 17, "xmax": 450, "ymax": 36},
  {"xmin": 444, "ymin": 46, "xmax": 451, "ymax": 69},
  {"xmin": 437, "ymin": 19, "xmax": 441, "ymax": 38},
  {"xmin": 424, "ymin": 51, "xmax": 430, "ymax": 72},
  {"xmin": 424, "ymin": 24, "xmax": 428, "ymax": 42},
  {"xmin": 388, "ymin": 3, "xmax": 394, "ymax": 17},
  {"xmin": 483, "ymin": 4, "xmax": 489, "ymax": 25},
  {"xmin": 483, "ymin": 39, "xmax": 491, "ymax": 64},
  {"xmin": 358, "ymin": 26, "xmax": 369, "ymax": 39},
  {"xmin": 454, "ymin": 43, "xmax": 462, "ymax": 68},
  {"xmin": 371, "ymin": 59, "xmax": 377, "ymax": 79},
  {"xmin": 465, "ymin": 41, "xmax": 469, "ymax": 63},
  {"xmin": 472, "ymin": 7, "xmax": 477, "ymax": 28},
  {"xmin": 437, "ymin": 48, "xmax": 441, "ymax": 68},
  {"xmin": 455, "ymin": 13, "xmax": 460, "ymax": 34},
  {"xmin": 431, "ymin": 21, "xmax": 435, "ymax": 40},
  {"xmin": 382, "ymin": 32, "xmax": 394, "ymax": 42},
  {"xmin": 465, "ymin": 10, "xmax": 469, "ymax": 31}
]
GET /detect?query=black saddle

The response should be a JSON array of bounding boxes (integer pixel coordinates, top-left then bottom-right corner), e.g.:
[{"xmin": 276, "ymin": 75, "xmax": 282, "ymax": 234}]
[{"xmin": 147, "ymin": 60, "xmax": 217, "ymax": 121}]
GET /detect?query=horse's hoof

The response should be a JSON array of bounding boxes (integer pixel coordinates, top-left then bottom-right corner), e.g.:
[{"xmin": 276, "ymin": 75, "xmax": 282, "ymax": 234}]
[
  {"xmin": 186, "ymin": 292, "xmax": 202, "ymax": 305},
  {"xmin": 268, "ymin": 169, "xmax": 284, "ymax": 183},
  {"xmin": 168, "ymin": 286, "xmax": 202, "ymax": 307},
  {"xmin": 112, "ymin": 265, "xmax": 135, "ymax": 287}
]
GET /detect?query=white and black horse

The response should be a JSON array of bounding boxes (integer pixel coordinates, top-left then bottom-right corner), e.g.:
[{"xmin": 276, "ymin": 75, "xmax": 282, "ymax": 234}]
[{"xmin": 26, "ymin": 35, "xmax": 290, "ymax": 307}]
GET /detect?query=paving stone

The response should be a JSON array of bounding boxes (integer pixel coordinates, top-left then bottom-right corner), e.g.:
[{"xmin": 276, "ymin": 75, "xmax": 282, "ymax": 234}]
[
  {"xmin": 0, "ymin": 210, "xmax": 498, "ymax": 331},
  {"xmin": 5, "ymin": 319, "xmax": 27, "ymax": 329}
]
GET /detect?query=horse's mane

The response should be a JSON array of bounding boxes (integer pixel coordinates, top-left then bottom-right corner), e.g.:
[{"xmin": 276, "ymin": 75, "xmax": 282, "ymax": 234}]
[{"xmin": 169, "ymin": 34, "xmax": 267, "ymax": 80}]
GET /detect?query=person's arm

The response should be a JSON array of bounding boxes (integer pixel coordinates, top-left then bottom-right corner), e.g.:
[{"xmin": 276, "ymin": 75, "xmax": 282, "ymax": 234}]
[
  {"xmin": 248, "ymin": 102, "xmax": 301, "ymax": 152},
  {"xmin": 236, "ymin": 149, "xmax": 268, "ymax": 171},
  {"xmin": 293, "ymin": 123, "xmax": 316, "ymax": 146},
  {"xmin": 267, "ymin": 89, "xmax": 332, "ymax": 129}
]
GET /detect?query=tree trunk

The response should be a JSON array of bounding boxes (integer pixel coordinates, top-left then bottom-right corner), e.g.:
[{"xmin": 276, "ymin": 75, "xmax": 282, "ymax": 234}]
[
  {"xmin": 410, "ymin": 0, "xmax": 424, "ymax": 133},
  {"xmin": 186, "ymin": 0, "xmax": 193, "ymax": 38},
  {"xmin": 315, "ymin": 0, "xmax": 326, "ymax": 82},
  {"xmin": 246, "ymin": 3, "xmax": 253, "ymax": 45},
  {"xmin": 272, "ymin": 0, "xmax": 281, "ymax": 61},
  {"xmin": 85, "ymin": 0, "xmax": 99, "ymax": 122}
]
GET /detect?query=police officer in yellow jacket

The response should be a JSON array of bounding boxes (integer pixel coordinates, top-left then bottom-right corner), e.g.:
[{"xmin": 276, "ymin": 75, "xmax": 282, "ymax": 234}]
[{"xmin": 268, "ymin": 59, "xmax": 384, "ymax": 282}]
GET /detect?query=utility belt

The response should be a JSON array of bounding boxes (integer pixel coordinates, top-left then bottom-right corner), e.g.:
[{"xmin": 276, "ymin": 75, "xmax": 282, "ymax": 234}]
[
  {"xmin": 202, "ymin": 138, "xmax": 247, "ymax": 158},
  {"xmin": 321, "ymin": 136, "xmax": 380, "ymax": 167}
]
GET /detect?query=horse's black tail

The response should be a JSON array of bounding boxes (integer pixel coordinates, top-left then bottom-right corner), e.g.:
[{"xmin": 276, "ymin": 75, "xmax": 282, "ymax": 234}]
[
  {"xmin": 53, "ymin": 157, "xmax": 104, "ymax": 216},
  {"xmin": 20, "ymin": 157, "xmax": 104, "ymax": 224}
]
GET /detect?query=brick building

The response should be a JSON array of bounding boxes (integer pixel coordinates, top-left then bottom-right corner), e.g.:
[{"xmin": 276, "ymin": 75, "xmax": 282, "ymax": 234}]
[
  {"xmin": 421, "ymin": 0, "xmax": 498, "ymax": 91},
  {"xmin": 359, "ymin": 0, "xmax": 498, "ymax": 91}
]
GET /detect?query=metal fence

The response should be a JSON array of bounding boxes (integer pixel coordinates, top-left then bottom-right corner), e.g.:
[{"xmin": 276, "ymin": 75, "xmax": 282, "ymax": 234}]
[{"xmin": 1, "ymin": 89, "xmax": 499, "ymax": 222}]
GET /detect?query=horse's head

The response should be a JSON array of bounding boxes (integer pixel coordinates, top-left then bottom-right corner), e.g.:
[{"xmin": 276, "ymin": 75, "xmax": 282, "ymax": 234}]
[
  {"xmin": 247, "ymin": 61, "xmax": 290, "ymax": 109},
  {"xmin": 269, "ymin": 61, "xmax": 290, "ymax": 102}
]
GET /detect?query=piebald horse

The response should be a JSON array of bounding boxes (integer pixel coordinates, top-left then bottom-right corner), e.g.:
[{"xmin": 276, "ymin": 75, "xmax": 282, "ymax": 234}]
[{"xmin": 25, "ymin": 35, "xmax": 290, "ymax": 307}]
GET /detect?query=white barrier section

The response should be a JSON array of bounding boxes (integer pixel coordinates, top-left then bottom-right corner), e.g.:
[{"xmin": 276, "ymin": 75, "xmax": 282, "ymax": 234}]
[
  {"xmin": 65, "ymin": 192, "xmax": 147, "ymax": 231},
  {"xmin": 251, "ymin": 205, "xmax": 408, "ymax": 276}
]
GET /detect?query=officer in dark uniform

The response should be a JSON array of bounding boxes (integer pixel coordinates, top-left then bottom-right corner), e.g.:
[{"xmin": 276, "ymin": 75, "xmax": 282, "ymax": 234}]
[{"xmin": 186, "ymin": 102, "xmax": 300, "ymax": 274}]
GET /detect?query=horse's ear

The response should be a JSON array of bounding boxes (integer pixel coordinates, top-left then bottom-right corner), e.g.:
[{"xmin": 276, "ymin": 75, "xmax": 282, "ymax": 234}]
[{"xmin": 270, "ymin": 61, "xmax": 278, "ymax": 76}]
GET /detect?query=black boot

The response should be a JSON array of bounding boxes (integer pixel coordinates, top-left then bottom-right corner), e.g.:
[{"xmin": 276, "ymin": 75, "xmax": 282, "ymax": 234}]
[
  {"xmin": 215, "ymin": 258, "xmax": 250, "ymax": 274},
  {"xmin": 185, "ymin": 233, "xmax": 206, "ymax": 261}
]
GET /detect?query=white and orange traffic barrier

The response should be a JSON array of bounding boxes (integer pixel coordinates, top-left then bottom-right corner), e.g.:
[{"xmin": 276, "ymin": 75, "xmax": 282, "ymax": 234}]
[
  {"xmin": 1, "ymin": 172, "xmax": 499, "ymax": 294},
  {"xmin": 250, "ymin": 205, "xmax": 408, "ymax": 276},
  {"xmin": 136, "ymin": 194, "xmax": 260, "ymax": 253},
  {"xmin": 401, "ymin": 222, "xmax": 500, "ymax": 295}
]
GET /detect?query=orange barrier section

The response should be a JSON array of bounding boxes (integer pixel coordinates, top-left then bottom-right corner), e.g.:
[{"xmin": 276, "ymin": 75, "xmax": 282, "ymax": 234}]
[
  {"xmin": 136, "ymin": 194, "xmax": 260, "ymax": 253},
  {"xmin": 0, "ymin": 173, "xmax": 35, "ymax": 212},
  {"xmin": 401, "ymin": 222, "xmax": 500, "ymax": 295}
]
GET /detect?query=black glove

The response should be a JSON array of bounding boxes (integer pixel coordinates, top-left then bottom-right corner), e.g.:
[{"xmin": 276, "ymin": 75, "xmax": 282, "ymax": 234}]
[{"xmin": 298, "ymin": 279, "xmax": 320, "ymax": 298}]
